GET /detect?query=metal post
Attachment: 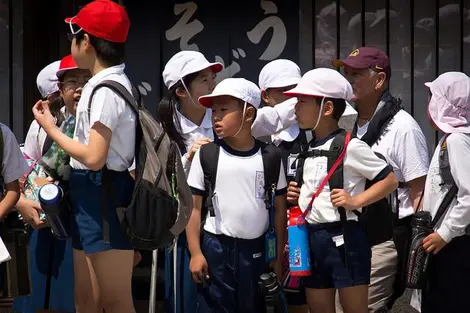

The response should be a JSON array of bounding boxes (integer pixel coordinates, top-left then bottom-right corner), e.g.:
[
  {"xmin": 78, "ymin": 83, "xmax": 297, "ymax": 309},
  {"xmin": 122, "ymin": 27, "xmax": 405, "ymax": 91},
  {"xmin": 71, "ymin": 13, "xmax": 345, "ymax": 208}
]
[{"xmin": 148, "ymin": 249, "xmax": 158, "ymax": 313}]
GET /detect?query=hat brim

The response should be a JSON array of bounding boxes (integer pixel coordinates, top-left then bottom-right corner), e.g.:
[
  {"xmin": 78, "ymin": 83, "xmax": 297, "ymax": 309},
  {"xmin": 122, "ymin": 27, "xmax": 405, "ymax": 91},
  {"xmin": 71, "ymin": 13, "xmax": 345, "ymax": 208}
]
[
  {"xmin": 424, "ymin": 82, "xmax": 432, "ymax": 88},
  {"xmin": 198, "ymin": 93, "xmax": 232, "ymax": 108},
  {"xmin": 427, "ymin": 96, "xmax": 470, "ymax": 134},
  {"xmin": 56, "ymin": 66, "xmax": 79, "ymax": 78},
  {"xmin": 64, "ymin": 17, "xmax": 76, "ymax": 24},
  {"xmin": 332, "ymin": 58, "xmax": 370, "ymax": 70},
  {"xmin": 283, "ymin": 87, "xmax": 325, "ymax": 98}
]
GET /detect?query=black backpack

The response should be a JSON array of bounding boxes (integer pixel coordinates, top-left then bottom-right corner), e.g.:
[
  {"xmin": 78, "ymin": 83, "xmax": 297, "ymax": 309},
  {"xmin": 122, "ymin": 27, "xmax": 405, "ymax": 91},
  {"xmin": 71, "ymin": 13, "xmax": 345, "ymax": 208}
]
[
  {"xmin": 295, "ymin": 129, "xmax": 397, "ymax": 246},
  {"xmin": 198, "ymin": 140, "xmax": 281, "ymax": 226},
  {"xmin": 88, "ymin": 80, "xmax": 193, "ymax": 250}
]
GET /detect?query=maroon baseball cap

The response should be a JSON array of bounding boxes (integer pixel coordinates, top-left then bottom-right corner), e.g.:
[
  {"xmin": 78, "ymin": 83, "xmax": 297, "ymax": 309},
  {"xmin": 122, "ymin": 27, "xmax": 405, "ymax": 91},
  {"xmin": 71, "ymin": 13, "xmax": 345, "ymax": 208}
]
[
  {"xmin": 65, "ymin": 0, "xmax": 130, "ymax": 43},
  {"xmin": 332, "ymin": 47, "xmax": 391, "ymax": 79}
]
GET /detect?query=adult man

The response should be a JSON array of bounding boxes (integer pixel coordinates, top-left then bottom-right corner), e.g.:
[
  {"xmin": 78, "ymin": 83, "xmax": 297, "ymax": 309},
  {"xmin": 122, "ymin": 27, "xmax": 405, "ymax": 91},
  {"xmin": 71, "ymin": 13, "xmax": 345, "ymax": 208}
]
[{"xmin": 333, "ymin": 47, "xmax": 429, "ymax": 312}]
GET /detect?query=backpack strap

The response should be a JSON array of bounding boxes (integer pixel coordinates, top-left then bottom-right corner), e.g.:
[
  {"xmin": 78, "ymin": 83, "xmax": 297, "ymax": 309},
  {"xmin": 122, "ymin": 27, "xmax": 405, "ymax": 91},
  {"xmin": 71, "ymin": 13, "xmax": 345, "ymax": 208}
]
[
  {"xmin": 439, "ymin": 134, "xmax": 454, "ymax": 186},
  {"xmin": 87, "ymin": 80, "xmax": 140, "ymax": 243},
  {"xmin": 199, "ymin": 142, "xmax": 221, "ymax": 220},
  {"xmin": 325, "ymin": 130, "xmax": 348, "ymax": 217},
  {"xmin": 259, "ymin": 141, "xmax": 282, "ymax": 232}
]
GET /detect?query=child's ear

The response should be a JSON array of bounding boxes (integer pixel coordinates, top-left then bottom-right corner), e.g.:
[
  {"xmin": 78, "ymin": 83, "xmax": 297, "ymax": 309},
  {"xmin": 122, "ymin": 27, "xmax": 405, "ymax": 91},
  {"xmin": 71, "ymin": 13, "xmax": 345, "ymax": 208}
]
[
  {"xmin": 323, "ymin": 100, "xmax": 334, "ymax": 117},
  {"xmin": 245, "ymin": 106, "xmax": 256, "ymax": 123},
  {"xmin": 175, "ymin": 86, "xmax": 186, "ymax": 99},
  {"xmin": 261, "ymin": 90, "xmax": 270, "ymax": 105}
]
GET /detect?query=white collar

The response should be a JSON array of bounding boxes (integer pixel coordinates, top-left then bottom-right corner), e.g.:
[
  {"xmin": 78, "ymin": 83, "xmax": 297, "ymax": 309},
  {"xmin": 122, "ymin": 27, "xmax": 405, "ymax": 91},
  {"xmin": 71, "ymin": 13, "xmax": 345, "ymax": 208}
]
[
  {"xmin": 87, "ymin": 64, "xmax": 126, "ymax": 87},
  {"xmin": 174, "ymin": 107, "xmax": 212, "ymax": 134}
]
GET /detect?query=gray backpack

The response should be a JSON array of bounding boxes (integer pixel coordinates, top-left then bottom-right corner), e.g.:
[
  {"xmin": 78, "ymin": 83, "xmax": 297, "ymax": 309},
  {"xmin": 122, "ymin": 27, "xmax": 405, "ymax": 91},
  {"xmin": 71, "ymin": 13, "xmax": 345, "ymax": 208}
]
[{"xmin": 89, "ymin": 80, "xmax": 193, "ymax": 250}]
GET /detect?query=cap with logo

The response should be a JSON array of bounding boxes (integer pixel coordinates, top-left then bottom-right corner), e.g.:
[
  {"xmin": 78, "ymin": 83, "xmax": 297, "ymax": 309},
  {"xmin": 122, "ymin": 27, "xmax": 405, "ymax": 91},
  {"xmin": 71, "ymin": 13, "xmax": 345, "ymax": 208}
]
[
  {"xmin": 284, "ymin": 68, "xmax": 354, "ymax": 101},
  {"xmin": 36, "ymin": 61, "xmax": 61, "ymax": 98},
  {"xmin": 198, "ymin": 78, "xmax": 261, "ymax": 109},
  {"xmin": 332, "ymin": 47, "xmax": 391, "ymax": 79},
  {"xmin": 425, "ymin": 71, "xmax": 470, "ymax": 134},
  {"xmin": 162, "ymin": 51, "xmax": 224, "ymax": 89},
  {"xmin": 65, "ymin": 0, "xmax": 130, "ymax": 43},
  {"xmin": 258, "ymin": 59, "xmax": 301, "ymax": 90},
  {"xmin": 56, "ymin": 55, "xmax": 79, "ymax": 79}
]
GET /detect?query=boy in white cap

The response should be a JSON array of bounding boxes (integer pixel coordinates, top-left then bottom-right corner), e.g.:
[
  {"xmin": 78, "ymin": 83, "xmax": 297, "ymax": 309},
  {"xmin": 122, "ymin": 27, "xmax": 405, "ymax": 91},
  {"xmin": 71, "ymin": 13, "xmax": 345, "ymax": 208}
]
[
  {"xmin": 259, "ymin": 59, "xmax": 309, "ymax": 313},
  {"xmin": 285, "ymin": 68, "xmax": 398, "ymax": 313},
  {"xmin": 410, "ymin": 72, "xmax": 470, "ymax": 313},
  {"xmin": 186, "ymin": 78, "xmax": 287, "ymax": 313}
]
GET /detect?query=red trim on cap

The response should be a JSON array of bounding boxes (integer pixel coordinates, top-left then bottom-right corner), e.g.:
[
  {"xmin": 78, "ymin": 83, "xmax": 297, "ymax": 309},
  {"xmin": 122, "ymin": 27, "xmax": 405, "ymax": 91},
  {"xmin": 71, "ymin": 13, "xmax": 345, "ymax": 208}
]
[
  {"xmin": 199, "ymin": 97, "xmax": 214, "ymax": 108},
  {"xmin": 283, "ymin": 91, "xmax": 324, "ymax": 98},
  {"xmin": 210, "ymin": 63, "xmax": 223, "ymax": 74},
  {"xmin": 56, "ymin": 55, "xmax": 78, "ymax": 78}
]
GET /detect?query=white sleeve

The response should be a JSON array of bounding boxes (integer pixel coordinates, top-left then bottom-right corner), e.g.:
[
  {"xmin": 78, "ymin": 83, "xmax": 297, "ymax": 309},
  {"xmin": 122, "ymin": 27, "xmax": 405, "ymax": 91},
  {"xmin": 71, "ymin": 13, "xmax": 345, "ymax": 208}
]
[
  {"xmin": 436, "ymin": 134, "xmax": 470, "ymax": 243},
  {"xmin": 181, "ymin": 154, "xmax": 192, "ymax": 177},
  {"xmin": 89, "ymin": 88, "xmax": 123, "ymax": 132},
  {"xmin": 251, "ymin": 98, "xmax": 297, "ymax": 138},
  {"xmin": 393, "ymin": 128, "xmax": 430, "ymax": 182},
  {"xmin": 187, "ymin": 148, "xmax": 205, "ymax": 192},
  {"xmin": 276, "ymin": 161, "xmax": 287, "ymax": 193},
  {"xmin": 346, "ymin": 139, "xmax": 389, "ymax": 181},
  {"xmin": 1, "ymin": 125, "xmax": 29, "ymax": 184},
  {"xmin": 22, "ymin": 121, "xmax": 41, "ymax": 161}
]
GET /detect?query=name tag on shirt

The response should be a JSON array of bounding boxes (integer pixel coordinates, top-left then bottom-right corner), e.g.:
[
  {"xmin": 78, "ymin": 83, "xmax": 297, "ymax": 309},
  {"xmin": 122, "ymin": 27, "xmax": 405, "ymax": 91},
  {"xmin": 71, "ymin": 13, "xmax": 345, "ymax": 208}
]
[
  {"xmin": 287, "ymin": 154, "xmax": 298, "ymax": 177},
  {"xmin": 332, "ymin": 234, "xmax": 344, "ymax": 247}
]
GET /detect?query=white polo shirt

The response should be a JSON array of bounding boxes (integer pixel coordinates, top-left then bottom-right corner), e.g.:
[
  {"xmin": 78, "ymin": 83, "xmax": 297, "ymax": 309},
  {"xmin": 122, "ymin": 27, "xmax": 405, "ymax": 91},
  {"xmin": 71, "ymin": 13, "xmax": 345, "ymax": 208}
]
[
  {"xmin": 357, "ymin": 110, "xmax": 429, "ymax": 219},
  {"xmin": 187, "ymin": 140, "xmax": 287, "ymax": 239},
  {"xmin": 1, "ymin": 124, "xmax": 29, "ymax": 184},
  {"xmin": 298, "ymin": 134, "xmax": 390, "ymax": 224},
  {"xmin": 71, "ymin": 64, "xmax": 136, "ymax": 171}
]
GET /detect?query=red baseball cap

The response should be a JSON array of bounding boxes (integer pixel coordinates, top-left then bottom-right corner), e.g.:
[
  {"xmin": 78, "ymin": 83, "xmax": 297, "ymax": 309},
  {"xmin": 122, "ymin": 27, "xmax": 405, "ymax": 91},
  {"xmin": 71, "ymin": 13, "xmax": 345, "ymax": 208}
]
[
  {"xmin": 332, "ymin": 47, "xmax": 391, "ymax": 79},
  {"xmin": 65, "ymin": 0, "xmax": 130, "ymax": 43},
  {"xmin": 56, "ymin": 54, "xmax": 78, "ymax": 79}
]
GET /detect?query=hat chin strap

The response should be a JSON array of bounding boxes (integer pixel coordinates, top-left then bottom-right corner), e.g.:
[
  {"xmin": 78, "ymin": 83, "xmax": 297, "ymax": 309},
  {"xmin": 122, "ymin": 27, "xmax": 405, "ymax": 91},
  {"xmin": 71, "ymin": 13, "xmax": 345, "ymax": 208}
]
[
  {"xmin": 311, "ymin": 97, "xmax": 325, "ymax": 131},
  {"xmin": 230, "ymin": 102, "xmax": 247, "ymax": 138},
  {"xmin": 180, "ymin": 78, "xmax": 200, "ymax": 109}
]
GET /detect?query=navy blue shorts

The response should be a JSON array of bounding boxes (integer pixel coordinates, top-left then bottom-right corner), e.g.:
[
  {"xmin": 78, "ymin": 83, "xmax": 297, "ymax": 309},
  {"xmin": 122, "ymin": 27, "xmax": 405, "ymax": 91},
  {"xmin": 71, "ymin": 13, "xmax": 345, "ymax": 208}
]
[
  {"xmin": 303, "ymin": 221, "xmax": 371, "ymax": 289},
  {"xmin": 197, "ymin": 231, "xmax": 268, "ymax": 313},
  {"xmin": 69, "ymin": 169, "xmax": 134, "ymax": 254}
]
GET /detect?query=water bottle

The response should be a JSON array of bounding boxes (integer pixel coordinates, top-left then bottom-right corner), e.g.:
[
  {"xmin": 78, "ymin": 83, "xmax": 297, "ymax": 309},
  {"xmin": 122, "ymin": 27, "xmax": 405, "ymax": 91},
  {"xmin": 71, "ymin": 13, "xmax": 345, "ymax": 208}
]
[
  {"xmin": 38, "ymin": 183, "xmax": 70, "ymax": 240},
  {"xmin": 258, "ymin": 272, "xmax": 287, "ymax": 313},
  {"xmin": 288, "ymin": 206, "xmax": 312, "ymax": 277},
  {"xmin": 405, "ymin": 210, "xmax": 433, "ymax": 289}
]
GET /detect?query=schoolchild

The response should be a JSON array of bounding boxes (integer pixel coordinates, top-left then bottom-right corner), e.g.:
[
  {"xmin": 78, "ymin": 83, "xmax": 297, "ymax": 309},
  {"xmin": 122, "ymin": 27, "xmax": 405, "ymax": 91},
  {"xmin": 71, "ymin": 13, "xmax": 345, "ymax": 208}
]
[
  {"xmin": 186, "ymin": 77, "xmax": 288, "ymax": 313},
  {"xmin": 159, "ymin": 51, "xmax": 299, "ymax": 313},
  {"xmin": 258, "ymin": 59, "xmax": 309, "ymax": 313},
  {"xmin": 412, "ymin": 72, "xmax": 470, "ymax": 313},
  {"xmin": 13, "ymin": 55, "xmax": 90, "ymax": 313},
  {"xmin": 285, "ymin": 68, "xmax": 398, "ymax": 313},
  {"xmin": 32, "ymin": 1, "xmax": 136, "ymax": 312}
]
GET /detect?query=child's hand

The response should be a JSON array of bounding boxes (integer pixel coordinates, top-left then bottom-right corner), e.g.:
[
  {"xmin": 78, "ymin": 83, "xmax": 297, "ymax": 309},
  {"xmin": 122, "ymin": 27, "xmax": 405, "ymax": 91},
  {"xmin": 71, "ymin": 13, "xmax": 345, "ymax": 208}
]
[
  {"xmin": 330, "ymin": 189, "xmax": 360, "ymax": 210},
  {"xmin": 189, "ymin": 253, "xmax": 209, "ymax": 284},
  {"xmin": 287, "ymin": 181, "xmax": 301, "ymax": 204},
  {"xmin": 423, "ymin": 232, "xmax": 447, "ymax": 255},
  {"xmin": 185, "ymin": 138, "xmax": 213, "ymax": 161},
  {"xmin": 16, "ymin": 198, "xmax": 46, "ymax": 230},
  {"xmin": 32, "ymin": 100, "xmax": 56, "ymax": 132}
]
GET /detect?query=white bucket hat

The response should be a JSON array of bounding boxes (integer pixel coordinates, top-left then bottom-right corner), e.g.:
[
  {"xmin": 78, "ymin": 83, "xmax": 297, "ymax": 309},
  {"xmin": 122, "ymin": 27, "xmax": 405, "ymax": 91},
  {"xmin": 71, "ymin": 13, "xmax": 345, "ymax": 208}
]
[
  {"xmin": 258, "ymin": 59, "xmax": 301, "ymax": 90},
  {"xmin": 162, "ymin": 50, "xmax": 223, "ymax": 89},
  {"xmin": 425, "ymin": 71, "xmax": 470, "ymax": 134},
  {"xmin": 199, "ymin": 78, "xmax": 261, "ymax": 109},
  {"xmin": 36, "ymin": 61, "xmax": 61, "ymax": 98}
]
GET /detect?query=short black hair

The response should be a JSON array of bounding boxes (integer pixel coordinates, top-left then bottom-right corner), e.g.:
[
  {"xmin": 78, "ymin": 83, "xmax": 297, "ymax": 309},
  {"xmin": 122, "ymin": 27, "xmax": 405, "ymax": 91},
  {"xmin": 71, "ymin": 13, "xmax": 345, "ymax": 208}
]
[
  {"xmin": 74, "ymin": 31, "xmax": 125, "ymax": 67},
  {"xmin": 316, "ymin": 97, "xmax": 346, "ymax": 121}
]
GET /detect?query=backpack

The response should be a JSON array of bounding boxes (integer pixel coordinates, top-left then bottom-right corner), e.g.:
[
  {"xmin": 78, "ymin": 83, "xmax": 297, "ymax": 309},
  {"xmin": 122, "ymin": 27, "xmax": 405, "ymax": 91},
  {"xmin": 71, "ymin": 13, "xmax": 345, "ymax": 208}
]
[
  {"xmin": 88, "ymin": 80, "xmax": 193, "ymax": 250},
  {"xmin": 198, "ymin": 140, "xmax": 281, "ymax": 227},
  {"xmin": 296, "ymin": 129, "xmax": 398, "ymax": 246}
]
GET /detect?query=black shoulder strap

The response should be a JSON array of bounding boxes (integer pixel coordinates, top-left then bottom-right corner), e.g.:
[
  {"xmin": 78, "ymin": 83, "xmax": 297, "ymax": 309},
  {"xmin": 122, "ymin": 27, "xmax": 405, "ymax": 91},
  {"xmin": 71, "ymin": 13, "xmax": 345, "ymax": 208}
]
[
  {"xmin": 260, "ymin": 140, "xmax": 281, "ymax": 198},
  {"xmin": 0, "ymin": 125, "xmax": 3, "ymax": 180},
  {"xmin": 199, "ymin": 142, "xmax": 221, "ymax": 217},
  {"xmin": 327, "ymin": 130, "xmax": 347, "ymax": 190},
  {"xmin": 88, "ymin": 80, "xmax": 141, "ymax": 122}
]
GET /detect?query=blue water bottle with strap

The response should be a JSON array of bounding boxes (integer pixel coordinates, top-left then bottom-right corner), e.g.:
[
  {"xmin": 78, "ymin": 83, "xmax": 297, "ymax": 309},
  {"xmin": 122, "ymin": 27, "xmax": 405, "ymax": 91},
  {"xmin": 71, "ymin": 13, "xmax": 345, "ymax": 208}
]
[{"xmin": 288, "ymin": 206, "xmax": 312, "ymax": 276}]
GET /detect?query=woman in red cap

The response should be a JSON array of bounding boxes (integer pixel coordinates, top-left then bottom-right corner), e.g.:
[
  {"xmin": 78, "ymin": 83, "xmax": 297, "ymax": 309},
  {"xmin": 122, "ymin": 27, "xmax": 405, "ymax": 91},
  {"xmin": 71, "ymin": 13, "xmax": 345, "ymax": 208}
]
[{"xmin": 13, "ymin": 54, "xmax": 90, "ymax": 313}]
